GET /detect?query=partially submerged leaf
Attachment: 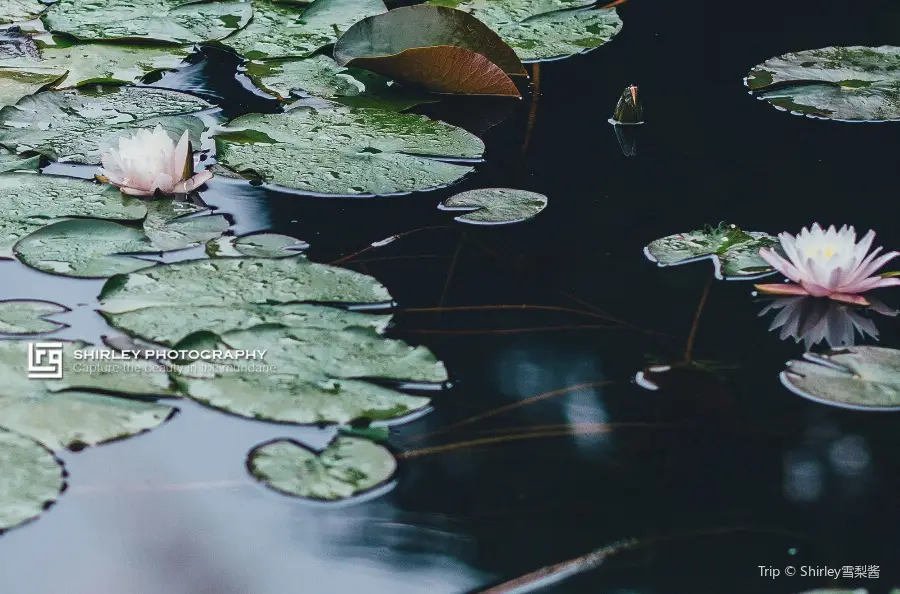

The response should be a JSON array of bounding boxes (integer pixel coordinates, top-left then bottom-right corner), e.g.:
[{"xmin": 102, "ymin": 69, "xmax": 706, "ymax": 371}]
[
  {"xmin": 206, "ymin": 233, "xmax": 308, "ymax": 258},
  {"xmin": 0, "ymin": 340, "xmax": 176, "ymax": 450},
  {"xmin": 429, "ymin": 0, "xmax": 623, "ymax": 62},
  {"xmin": 781, "ymin": 346, "xmax": 900, "ymax": 410},
  {"xmin": 0, "ymin": 300, "xmax": 69, "ymax": 335},
  {"xmin": 223, "ymin": 0, "xmax": 387, "ymax": 60},
  {"xmin": 142, "ymin": 201, "xmax": 230, "ymax": 252},
  {"xmin": 747, "ymin": 46, "xmax": 900, "ymax": 121},
  {"xmin": 439, "ymin": 187, "xmax": 547, "ymax": 224},
  {"xmin": 0, "ymin": 428, "xmax": 64, "ymax": 533},
  {"xmin": 248, "ymin": 437, "xmax": 396, "ymax": 500},
  {"xmin": 0, "ymin": 151, "xmax": 40, "ymax": 173},
  {"xmin": 0, "ymin": 1, "xmax": 47, "ymax": 24},
  {"xmin": 0, "ymin": 43, "xmax": 190, "ymax": 92},
  {"xmin": 0, "ymin": 86, "xmax": 213, "ymax": 163},
  {"xmin": 644, "ymin": 224, "xmax": 780, "ymax": 280},
  {"xmin": 214, "ymin": 104, "xmax": 483, "ymax": 195},
  {"xmin": 44, "ymin": 0, "xmax": 253, "ymax": 44},
  {"xmin": 334, "ymin": 5, "xmax": 525, "ymax": 95},
  {"xmin": 0, "ymin": 68, "xmax": 64, "ymax": 112},
  {"xmin": 0, "ymin": 172, "xmax": 147, "ymax": 259}
]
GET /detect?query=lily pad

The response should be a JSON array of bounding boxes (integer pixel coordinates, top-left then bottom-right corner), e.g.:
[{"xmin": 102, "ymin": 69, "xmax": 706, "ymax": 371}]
[
  {"xmin": 244, "ymin": 54, "xmax": 432, "ymax": 110},
  {"xmin": 223, "ymin": 0, "xmax": 387, "ymax": 61},
  {"xmin": 746, "ymin": 46, "xmax": 900, "ymax": 121},
  {"xmin": 98, "ymin": 255, "xmax": 392, "ymax": 313},
  {"xmin": 333, "ymin": 5, "xmax": 524, "ymax": 96},
  {"xmin": 781, "ymin": 346, "xmax": 900, "ymax": 411},
  {"xmin": 644, "ymin": 223, "xmax": 780, "ymax": 280},
  {"xmin": 206, "ymin": 232, "xmax": 308, "ymax": 258},
  {"xmin": 0, "ymin": 340, "xmax": 176, "ymax": 450},
  {"xmin": 0, "ymin": 86, "xmax": 213, "ymax": 163},
  {"xmin": 0, "ymin": 43, "xmax": 190, "ymax": 94},
  {"xmin": 142, "ymin": 201, "xmax": 230, "ymax": 252},
  {"xmin": 0, "ymin": 172, "xmax": 147, "ymax": 259},
  {"xmin": 248, "ymin": 436, "xmax": 396, "ymax": 500},
  {"xmin": 0, "ymin": 1, "xmax": 47, "ymax": 24},
  {"xmin": 0, "ymin": 151, "xmax": 40, "ymax": 173},
  {"xmin": 0, "ymin": 68, "xmax": 64, "ymax": 111},
  {"xmin": 439, "ymin": 187, "xmax": 547, "ymax": 224},
  {"xmin": 0, "ymin": 428, "xmax": 65, "ymax": 533},
  {"xmin": 215, "ymin": 103, "xmax": 483, "ymax": 195},
  {"xmin": 103, "ymin": 303, "xmax": 391, "ymax": 346},
  {"xmin": 0, "ymin": 300, "xmax": 69, "ymax": 334},
  {"xmin": 44, "ymin": 0, "xmax": 253, "ymax": 45},
  {"xmin": 429, "ymin": 0, "xmax": 623, "ymax": 62}
]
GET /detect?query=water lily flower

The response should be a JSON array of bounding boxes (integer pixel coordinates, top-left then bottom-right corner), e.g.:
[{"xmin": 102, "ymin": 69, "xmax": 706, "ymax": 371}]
[
  {"xmin": 98, "ymin": 125, "xmax": 212, "ymax": 197},
  {"xmin": 755, "ymin": 224, "xmax": 900, "ymax": 306}
]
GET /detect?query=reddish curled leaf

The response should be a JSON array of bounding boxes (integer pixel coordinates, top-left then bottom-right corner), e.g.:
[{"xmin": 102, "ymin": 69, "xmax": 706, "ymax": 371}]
[
  {"xmin": 347, "ymin": 45, "xmax": 520, "ymax": 97},
  {"xmin": 334, "ymin": 5, "xmax": 526, "ymax": 77}
]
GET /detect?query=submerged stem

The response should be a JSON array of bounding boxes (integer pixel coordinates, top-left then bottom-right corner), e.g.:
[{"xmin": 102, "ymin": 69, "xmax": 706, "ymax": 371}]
[
  {"xmin": 521, "ymin": 63, "xmax": 541, "ymax": 155},
  {"xmin": 684, "ymin": 276, "xmax": 713, "ymax": 362},
  {"xmin": 329, "ymin": 225, "xmax": 453, "ymax": 265}
]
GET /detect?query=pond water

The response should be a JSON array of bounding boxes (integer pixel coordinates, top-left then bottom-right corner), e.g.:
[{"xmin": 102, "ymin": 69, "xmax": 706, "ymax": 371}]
[{"xmin": 2, "ymin": 0, "xmax": 900, "ymax": 592}]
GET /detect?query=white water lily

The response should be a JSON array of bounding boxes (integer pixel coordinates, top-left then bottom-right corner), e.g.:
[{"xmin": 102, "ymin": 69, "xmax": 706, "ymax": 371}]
[
  {"xmin": 756, "ymin": 224, "xmax": 900, "ymax": 306},
  {"xmin": 98, "ymin": 125, "xmax": 212, "ymax": 196}
]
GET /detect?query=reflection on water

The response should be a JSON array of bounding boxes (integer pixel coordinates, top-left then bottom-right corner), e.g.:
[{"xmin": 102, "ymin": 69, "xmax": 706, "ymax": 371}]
[{"xmin": 758, "ymin": 295, "xmax": 897, "ymax": 350}]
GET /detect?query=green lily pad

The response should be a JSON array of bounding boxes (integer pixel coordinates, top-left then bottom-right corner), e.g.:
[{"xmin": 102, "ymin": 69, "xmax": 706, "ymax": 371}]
[
  {"xmin": 222, "ymin": 0, "xmax": 386, "ymax": 61},
  {"xmin": 0, "ymin": 86, "xmax": 213, "ymax": 163},
  {"xmin": 643, "ymin": 223, "xmax": 780, "ymax": 280},
  {"xmin": 429, "ymin": 0, "xmax": 623, "ymax": 62},
  {"xmin": 142, "ymin": 201, "xmax": 231, "ymax": 252},
  {"xmin": 244, "ymin": 54, "xmax": 432, "ymax": 110},
  {"xmin": 0, "ymin": 151, "xmax": 40, "ymax": 173},
  {"xmin": 747, "ymin": 46, "xmax": 900, "ymax": 121},
  {"xmin": 781, "ymin": 346, "xmax": 900, "ymax": 411},
  {"xmin": 98, "ymin": 255, "xmax": 392, "ymax": 313},
  {"xmin": 0, "ymin": 68, "xmax": 65, "ymax": 111},
  {"xmin": 0, "ymin": 300, "xmax": 69, "ymax": 334},
  {"xmin": 215, "ymin": 103, "xmax": 483, "ymax": 195},
  {"xmin": 440, "ymin": 188, "xmax": 547, "ymax": 224},
  {"xmin": 0, "ymin": 340, "xmax": 176, "ymax": 450},
  {"xmin": 104, "ymin": 303, "xmax": 391, "ymax": 346},
  {"xmin": 14, "ymin": 219, "xmax": 156, "ymax": 278},
  {"xmin": 206, "ymin": 232, "xmax": 308, "ymax": 258},
  {"xmin": 44, "ymin": 0, "xmax": 253, "ymax": 45},
  {"xmin": 0, "ymin": 43, "xmax": 190, "ymax": 96},
  {"xmin": 248, "ymin": 436, "xmax": 396, "ymax": 500},
  {"xmin": 175, "ymin": 324, "xmax": 439, "ymax": 424},
  {"xmin": 0, "ymin": 428, "xmax": 65, "ymax": 533},
  {"xmin": 0, "ymin": 1, "xmax": 47, "ymax": 24},
  {"xmin": 0, "ymin": 172, "xmax": 147, "ymax": 259}
]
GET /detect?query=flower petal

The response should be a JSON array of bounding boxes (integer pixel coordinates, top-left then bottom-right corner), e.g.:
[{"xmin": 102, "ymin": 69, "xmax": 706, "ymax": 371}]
[
  {"xmin": 754, "ymin": 283, "xmax": 811, "ymax": 296},
  {"xmin": 759, "ymin": 248, "xmax": 803, "ymax": 282},
  {"xmin": 828, "ymin": 293, "xmax": 870, "ymax": 306},
  {"xmin": 172, "ymin": 170, "xmax": 213, "ymax": 193}
]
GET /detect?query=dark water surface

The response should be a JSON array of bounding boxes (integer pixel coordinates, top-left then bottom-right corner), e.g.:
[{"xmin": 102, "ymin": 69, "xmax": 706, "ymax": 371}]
[{"xmin": 3, "ymin": 0, "xmax": 900, "ymax": 592}]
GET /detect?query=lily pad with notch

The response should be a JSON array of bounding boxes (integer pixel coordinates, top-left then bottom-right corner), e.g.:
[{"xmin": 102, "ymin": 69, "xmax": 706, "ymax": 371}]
[
  {"xmin": 0, "ymin": 428, "xmax": 65, "ymax": 533},
  {"xmin": 214, "ymin": 102, "xmax": 483, "ymax": 196},
  {"xmin": 746, "ymin": 46, "xmax": 900, "ymax": 121},
  {"xmin": 0, "ymin": 86, "xmax": 213, "ymax": 164},
  {"xmin": 0, "ymin": 172, "xmax": 147, "ymax": 259},
  {"xmin": 0, "ymin": 300, "xmax": 69, "ymax": 335},
  {"xmin": 0, "ymin": 340, "xmax": 177, "ymax": 451},
  {"xmin": 781, "ymin": 346, "xmax": 900, "ymax": 411},
  {"xmin": 439, "ymin": 187, "xmax": 547, "ymax": 224},
  {"xmin": 44, "ymin": 0, "xmax": 253, "ymax": 45},
  {"xmin": 222, "ymin": 0, "xmax": 387, "ymax": 61},
  {"xmin": 428, "ymin": 0, "xmax": 623, "ymax": 62},
  {"xmin": 206, "ymin": 232, "xmax": 308, "ymax": 258},
  {"xmin": 247, "ymin": 436, "xmax": 396, "ymax": 501},
  {"xmin": 644, "ymin": 224, "xmax": 780, "ymax": 280},
  {"xmin": 333, "ymin": 5, "xmax": 525, "ymax": 97}
]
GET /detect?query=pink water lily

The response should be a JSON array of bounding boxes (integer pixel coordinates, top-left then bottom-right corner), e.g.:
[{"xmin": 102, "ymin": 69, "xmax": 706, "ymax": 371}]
[
  {"xmin": 98, "ymin": 125, "xmax": 212, "ymax": 197},
  {"xmin": 755, "ymin": 224, "xmax": 900, "ymax": 306}
]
